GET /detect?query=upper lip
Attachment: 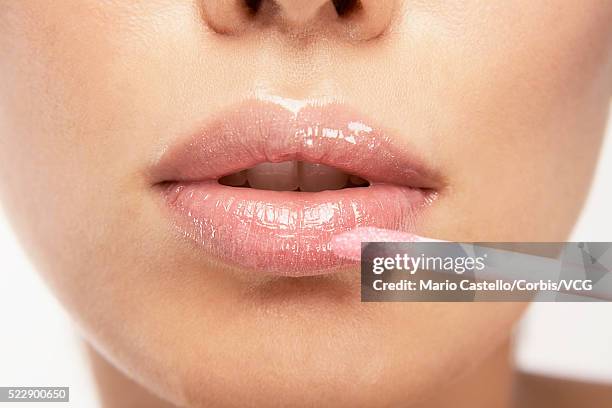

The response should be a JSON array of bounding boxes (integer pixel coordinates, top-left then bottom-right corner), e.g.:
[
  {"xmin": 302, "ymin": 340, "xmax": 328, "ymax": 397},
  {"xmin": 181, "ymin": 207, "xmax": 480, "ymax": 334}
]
[{"xmin": 149, "ymin": 99, "xmax": 442, "ymax": 189}]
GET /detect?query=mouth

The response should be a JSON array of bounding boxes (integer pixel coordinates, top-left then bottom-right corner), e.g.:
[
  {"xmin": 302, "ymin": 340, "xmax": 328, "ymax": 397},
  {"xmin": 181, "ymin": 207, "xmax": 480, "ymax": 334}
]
[{"xmin": 150, "ymin": 99, "xmax": 441, "ymax": 276}]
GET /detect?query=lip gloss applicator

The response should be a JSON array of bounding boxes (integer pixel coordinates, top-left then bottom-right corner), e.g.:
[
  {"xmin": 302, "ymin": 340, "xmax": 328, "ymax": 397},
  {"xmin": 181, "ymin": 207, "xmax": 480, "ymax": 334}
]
[
  {"xmin": 331, "ymin": 227, "xmax": 443, "ymax": 262},
  {"xmin": 331, "ymin": 227, "xmax": 612, "ymax": 301}
]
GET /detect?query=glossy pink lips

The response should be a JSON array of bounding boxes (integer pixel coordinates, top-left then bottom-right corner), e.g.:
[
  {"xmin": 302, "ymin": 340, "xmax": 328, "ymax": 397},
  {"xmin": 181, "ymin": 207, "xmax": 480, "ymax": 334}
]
[{"xmin": 151, "ymin": 99, "xmax": 440, "ymax": 276}]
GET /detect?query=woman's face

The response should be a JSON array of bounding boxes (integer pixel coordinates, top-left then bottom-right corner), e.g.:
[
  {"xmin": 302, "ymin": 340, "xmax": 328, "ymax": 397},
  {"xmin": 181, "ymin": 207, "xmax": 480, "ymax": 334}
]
[{"xmin": 1, "ymin": 1, "xmax": 611, "ymax": 406}]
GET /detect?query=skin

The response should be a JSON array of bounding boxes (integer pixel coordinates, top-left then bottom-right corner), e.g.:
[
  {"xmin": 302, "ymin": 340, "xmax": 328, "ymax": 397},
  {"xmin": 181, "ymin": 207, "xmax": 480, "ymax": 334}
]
[{"xmin": 0, "ymin": 1, "xmax": 611, "ymax": 407}]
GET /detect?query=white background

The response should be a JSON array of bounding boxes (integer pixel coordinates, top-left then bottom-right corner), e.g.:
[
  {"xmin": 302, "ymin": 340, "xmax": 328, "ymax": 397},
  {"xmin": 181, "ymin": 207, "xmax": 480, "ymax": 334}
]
[{"xmin": 1, "ymin": 112, "xmax": 611, "ymax": 407}]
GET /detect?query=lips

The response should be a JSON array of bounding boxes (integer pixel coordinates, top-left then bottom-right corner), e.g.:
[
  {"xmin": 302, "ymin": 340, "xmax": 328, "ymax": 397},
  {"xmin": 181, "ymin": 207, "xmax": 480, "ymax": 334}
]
[{"xmin": 150, "ymin": 99, "xmax": 441, "ymax": 276}]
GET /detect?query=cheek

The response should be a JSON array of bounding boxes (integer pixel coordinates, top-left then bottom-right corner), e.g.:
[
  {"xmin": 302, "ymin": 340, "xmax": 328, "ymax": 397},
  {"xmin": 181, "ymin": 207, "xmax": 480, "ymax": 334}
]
[
  {"xmin": 0, "ymin": 2, "xmax": 166, "ymax": 273},
  {"xmin": 392, "ymin": 1, "xmax": 612, "ymax": 240}
]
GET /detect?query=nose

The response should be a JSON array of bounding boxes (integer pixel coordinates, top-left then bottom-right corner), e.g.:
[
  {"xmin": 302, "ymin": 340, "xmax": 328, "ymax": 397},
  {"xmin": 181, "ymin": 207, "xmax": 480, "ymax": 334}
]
[
  {"xmin": 274, "ymin": 0, "xmax": 334, "ymax": 24},
  {"xmin": 201, "ymin": 0, "xmax": 396, "ymax": 41}
]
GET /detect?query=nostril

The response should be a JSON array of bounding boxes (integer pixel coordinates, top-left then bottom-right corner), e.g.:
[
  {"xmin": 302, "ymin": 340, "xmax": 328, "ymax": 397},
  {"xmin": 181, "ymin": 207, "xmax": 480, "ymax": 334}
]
[
  {"xmin": 244, "ymin": 0, "xmax": 262, "ymax": 15},
  {"xmin": 202, "ymin": 0, "xmax": 391, "ymax": 40},
  {"xmin": 332, "ymin": 0, "xmax": 361, "ymax": 17}
]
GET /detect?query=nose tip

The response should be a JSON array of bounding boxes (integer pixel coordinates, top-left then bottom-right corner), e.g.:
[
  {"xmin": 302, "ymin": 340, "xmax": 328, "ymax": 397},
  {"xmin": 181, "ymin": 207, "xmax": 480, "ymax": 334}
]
[
  {"xmin": 201, "ymin": 0, "xmax": 396, "ymax": 41},
  {"xmin": 274, "ymin": 0, "xmax": 333, "ymax": 25}
]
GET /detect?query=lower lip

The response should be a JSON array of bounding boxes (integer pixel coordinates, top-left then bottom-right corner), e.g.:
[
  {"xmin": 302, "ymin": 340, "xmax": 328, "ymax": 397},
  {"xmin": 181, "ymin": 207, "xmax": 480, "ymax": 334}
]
[{"xmin": 161, "ymin": 182, "xmax": 432, "ymax": 276}]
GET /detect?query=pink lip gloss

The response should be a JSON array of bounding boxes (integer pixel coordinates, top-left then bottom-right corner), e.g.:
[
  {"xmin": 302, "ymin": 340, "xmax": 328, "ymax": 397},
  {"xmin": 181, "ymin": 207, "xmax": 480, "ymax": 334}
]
[
  {"xmin": 331, "ymin": 227, "xmax": 441, "ymax": 262},
  {"xmin": 152, "ymin": 100, "xmax": 441, "ymax": 276},
  {"xmin": 332, "ymin": 227, "xmax": 612, "ymax": 301}
]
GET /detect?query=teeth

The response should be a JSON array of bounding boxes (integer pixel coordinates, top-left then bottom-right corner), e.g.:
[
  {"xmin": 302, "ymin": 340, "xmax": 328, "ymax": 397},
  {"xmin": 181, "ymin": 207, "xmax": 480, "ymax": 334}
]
[
  {"xmin": 220, "ymin": 161, "xmax": 369, "ymax": 191},
  {"xmin": 247, "ymin": 161, "xmax": 299, "ymax": 191},
  {"xmin": 299, "ymin": 162, "xmax": 348, "ymax": 192},
  {"xmin": 218, "ymin": 170, "xmax": 247, "ymax": 187}
]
